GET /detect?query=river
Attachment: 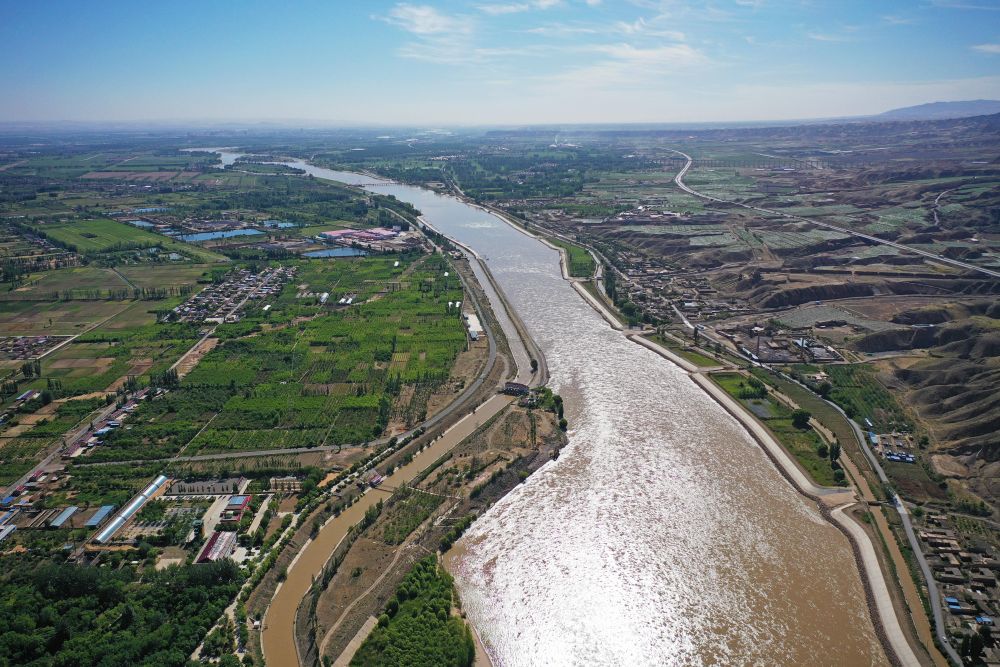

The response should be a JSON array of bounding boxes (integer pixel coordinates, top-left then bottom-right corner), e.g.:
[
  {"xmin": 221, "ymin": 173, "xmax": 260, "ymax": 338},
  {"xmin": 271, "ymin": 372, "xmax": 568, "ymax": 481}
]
[{"xmin": 214, "ymin": 152, "xmax": 887, "ymax": 666}]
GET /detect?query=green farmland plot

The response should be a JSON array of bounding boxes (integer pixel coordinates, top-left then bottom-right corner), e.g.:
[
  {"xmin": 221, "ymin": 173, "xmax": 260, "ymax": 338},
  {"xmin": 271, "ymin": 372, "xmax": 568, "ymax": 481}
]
[
  {"xmin": 42, "ymin": 318, "xmax": 202, "ymax": 394},
  {"xmin": 823, "ymin": 364, "xmax": 912, "ymax": 432},
  {"xmin": 30, "ymin": 218, "xmax": 226, "ymax": 262},
  {"xmin": 92, "ymin": 256, "xmax": 468, "ymax": 461}
]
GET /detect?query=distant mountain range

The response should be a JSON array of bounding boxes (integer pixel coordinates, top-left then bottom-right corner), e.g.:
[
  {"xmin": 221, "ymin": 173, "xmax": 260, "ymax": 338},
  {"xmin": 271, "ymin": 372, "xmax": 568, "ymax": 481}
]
[{"xmin": 875, "ymin": 100, "xmax": 1000, "ymax": 121}]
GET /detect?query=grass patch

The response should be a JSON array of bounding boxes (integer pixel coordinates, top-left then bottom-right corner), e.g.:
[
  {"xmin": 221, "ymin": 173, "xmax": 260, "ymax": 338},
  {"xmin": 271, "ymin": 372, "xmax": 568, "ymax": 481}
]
[
  {"xmin": 548, "ymin": 237, "xmax": 595, "ymax": 278},
  {"xmin": 650, "ymin": 335, "xmax": 718, "ymax": 366}
]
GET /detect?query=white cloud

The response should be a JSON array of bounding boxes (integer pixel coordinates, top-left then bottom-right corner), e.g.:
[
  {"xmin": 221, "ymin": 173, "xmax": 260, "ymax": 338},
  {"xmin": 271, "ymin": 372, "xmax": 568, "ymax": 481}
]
[
  {"xmin": 536, "ymin": 40, "xmax": 707, "ymax": 94},
  {"xmin": 381, "ymin": 4, "xmax": 473, "ymax": 35},
  {"xmin": 593, "ymin": 42, "xmax": 703, "ymax": 65},
  {"xmin": 614, "ymin": 17, "xmax": 685, "ymax": 40},
  {"xmin": 525, "ymin": 23, "xmax": 599, "ymax": 35},
  {"xmin": 378, "ymin": 4, "xmax": 477, "ymax": 63},
  {"xmin": 807, "ymin": 32, "xmax": 851, "ymax": 43},
  {"xmin": 476, "ymin": 0, "xmax": 562, "ymax": 15},
  {"xmin": 972, "ymin": 43, "xmax": 1000, "ymax": 53},
  {"xmin": 882, "ymin": 14, "xmax": 915, "ymax": 25},
  {"xmin": 930, "ymin": 0, "xmax": 1000, "ymax": 10}
]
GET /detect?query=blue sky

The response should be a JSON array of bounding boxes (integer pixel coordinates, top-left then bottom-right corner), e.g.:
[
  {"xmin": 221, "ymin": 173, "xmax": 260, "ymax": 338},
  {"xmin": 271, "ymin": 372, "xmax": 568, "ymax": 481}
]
[{"xmin": 1, "ymin": 0, "xmax": 999, "ymax": 124}]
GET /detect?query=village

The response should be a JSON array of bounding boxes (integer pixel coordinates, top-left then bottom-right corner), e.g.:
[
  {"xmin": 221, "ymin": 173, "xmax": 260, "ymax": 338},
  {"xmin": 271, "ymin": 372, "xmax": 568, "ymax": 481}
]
[
  {"xmin": 916, "ymin": 510, "xmax": 1000, "ymax": 660},
  {"xmin": 168, "ymin": 266, "xmax": 297, "ymax": 324}
]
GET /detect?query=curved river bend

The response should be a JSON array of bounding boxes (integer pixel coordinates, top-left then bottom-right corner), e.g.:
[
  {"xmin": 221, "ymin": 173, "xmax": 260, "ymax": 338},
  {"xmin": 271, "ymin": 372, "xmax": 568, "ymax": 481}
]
[{"xmin": 223, "ymin": 153, "xmax": 887, "ymax": 666}]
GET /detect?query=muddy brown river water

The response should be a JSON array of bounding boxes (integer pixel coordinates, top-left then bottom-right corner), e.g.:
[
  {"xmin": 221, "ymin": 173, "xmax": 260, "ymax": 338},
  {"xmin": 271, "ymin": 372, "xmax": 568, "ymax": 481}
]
[{"xmin": 221, "ymin": 152, "xmax": 887, "ymax": 666}]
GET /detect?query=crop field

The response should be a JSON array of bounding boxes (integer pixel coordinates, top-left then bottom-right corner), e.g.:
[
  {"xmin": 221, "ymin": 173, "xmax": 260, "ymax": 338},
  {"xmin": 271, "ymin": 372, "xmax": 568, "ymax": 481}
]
[
  {"xmin": 823, "ymin": 364, "xmax": 912, "ymax": 432},
  {"xmin": 682, "ymin": 168, "xmax": 758, "ymax": 199},
  {"xmin": 115, "ymin": 264, "xmax": 213, "ymax": 290},
  {"xmin": 776, "ymin": 305, "xmax": 904, "ymax": 332},
  {"xmin": 688, "ymin": 232, "xmax": 741, "ymax": 247},
  {"xmin": 0, "ymin": 300, "xmax": 132, "ymax": 335},
  {"xmin": 6, "ymin": 151, "xmax": 216, "ymax": 181},
  {"xmin": 29, "ymin": 218, "xmax": 226, "ymax": 263},
  {"xmin": 291, "ymin": 254, "xmax": 420, "ymax": 302},
  {"xmin": 0, "ymin": 437, "xmax": 52, "ymax": 486},
  {"xmin": 873, "ymin": 206, "xmax": 928, "ymax": 227},
  {"xmin": 755, "ymin": 229, "xmax": 849, "ymax": 250},
  {"xmin": 46, "ymin": 461, "xmax": 166, "ymax": 508},
  {"xmin": 1, "ymin": 266, "xmax": 129, "ymax": 300},
  {"xmin": 5, "ymin": 153, "xmax": 121, "ymax": 179},
  {"xmin": 617, "ymin": 224, "xmax": 728, "ymax": 236},
  {"xmin": 43, "ymin": 319, "xmax": 201, "ymax": 393},
  {"xmin": 771, "ymin": 203, "xmax": 864, "ymax": 217},
  {"xmin": 35, "ymin": 218, "xmax": 166, "ymax": 251},
  {"xmin": 650, "ymin": 335, "xmax": 718, "ymax": 367},
  {"xmin": 101, "ymin": 154, "xmax": 214, "ymax": 171},
  {"xmin": 0, "ymin": 398, "xmax": 104, "ymax": 485},
  {"xmin": 288, "ymin": 223, "xmax": 353, "ymax": 238},
  {"xmin": 379, "ymin": 487, "xmax": 443, "ymax": 545},
  {"xmin": 89, "ymin": 255, "xmax": 467, "ymax": 461}
]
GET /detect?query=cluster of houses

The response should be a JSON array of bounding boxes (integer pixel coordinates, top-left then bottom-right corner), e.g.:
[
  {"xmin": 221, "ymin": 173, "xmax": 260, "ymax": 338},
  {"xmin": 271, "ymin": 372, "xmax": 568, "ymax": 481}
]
[
  {"xmin": 610, "ymin": 258, "xmax": 751, "ymax": 325},
  {"xmin": 168, "ymin": 266, "xmax": 296, "ymax": 324},
  {"xmin": 0, "ymin": 494, "xmax": 117, "ymax": 545},
  {"xmin": 917, "ymin": 512, "xmax": 1000, "ymax": 654},
  {"xmin": 0, "ymin": 335, "xmax": 67, "ymax": 361}
]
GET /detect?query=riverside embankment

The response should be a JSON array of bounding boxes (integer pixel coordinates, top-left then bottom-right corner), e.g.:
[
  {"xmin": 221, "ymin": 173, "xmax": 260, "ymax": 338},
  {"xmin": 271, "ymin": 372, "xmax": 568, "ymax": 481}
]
[{"xmin": 216, "ymin": 152, "xmax": 894, "ymax": 667}]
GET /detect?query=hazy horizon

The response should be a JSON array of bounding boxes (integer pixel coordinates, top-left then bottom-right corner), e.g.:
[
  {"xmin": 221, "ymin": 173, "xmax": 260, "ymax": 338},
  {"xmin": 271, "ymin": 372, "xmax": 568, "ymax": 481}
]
[{"xmin": 2, "ymin": 0, "xmax": 1000, "ymax": 125}]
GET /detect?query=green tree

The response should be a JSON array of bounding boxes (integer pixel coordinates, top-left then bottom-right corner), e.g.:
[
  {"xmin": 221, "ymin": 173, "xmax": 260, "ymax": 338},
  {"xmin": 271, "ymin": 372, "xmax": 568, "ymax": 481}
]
[{"xmin": 791, "ymin": 409, "xmax": 811, "ymax": 429}]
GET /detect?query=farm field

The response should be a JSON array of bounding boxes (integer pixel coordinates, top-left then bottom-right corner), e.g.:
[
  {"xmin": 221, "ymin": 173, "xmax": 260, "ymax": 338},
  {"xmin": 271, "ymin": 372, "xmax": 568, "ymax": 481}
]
[
  {"xmin": 29, "ymin": 218, "xmax": 227, "ymax": 263},
  {"xmin": 115, "ymin": 264, "xmax": 214, "ymax": 290},
  {"xmin": 1, "ymin": 266, "xmax": 130, "ymax": 300},
  {"xmin": 821, "ymin": 364, "xmax": 913, "ymax": 433},
  {"xmin": 0, "ymin": 398, "xmax": 105, "ymax": 485},
  {"xmin": 650, "ymin": 335, "xmax": 718, "ymax": 367},
  {"xmin": 42, "ymin": 316, "xmax": 200, "ymax": 394},
  {"xmin": 86, "ymin": 254, "xmax": 467, "ymax": 465},
  {"xmin": 34, "ymin": 218, "xmax": 174, "ymax": 252},
  {"xmin": 0, "ymin": 299, "xmax": 133, "ymax": 335}
]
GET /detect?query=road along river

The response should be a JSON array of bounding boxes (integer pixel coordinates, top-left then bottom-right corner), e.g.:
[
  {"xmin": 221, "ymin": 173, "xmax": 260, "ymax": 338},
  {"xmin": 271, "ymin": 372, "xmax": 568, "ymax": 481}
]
[{"xmin": 220, "ymin": 153, "xmax": 894, "ymax": 666}]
